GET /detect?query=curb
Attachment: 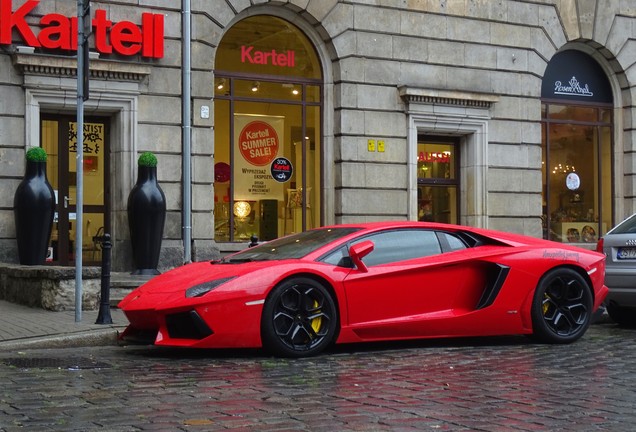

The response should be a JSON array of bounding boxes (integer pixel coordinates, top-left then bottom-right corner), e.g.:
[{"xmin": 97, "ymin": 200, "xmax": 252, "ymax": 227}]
[{"xmin": 0, "ymin": 328, "xmax": 122, "ymax": 351}]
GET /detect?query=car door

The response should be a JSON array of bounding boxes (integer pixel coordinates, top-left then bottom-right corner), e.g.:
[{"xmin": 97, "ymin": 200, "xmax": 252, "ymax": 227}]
[{"xmin": 341, "ymin": 229, "xmax": 481, "ymax": 339}]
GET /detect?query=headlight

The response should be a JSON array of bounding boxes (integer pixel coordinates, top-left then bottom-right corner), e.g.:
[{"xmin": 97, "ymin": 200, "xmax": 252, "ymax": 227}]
[{"xmin": 185, "ymin": 277, "xmax": 236, "ymax": 298}]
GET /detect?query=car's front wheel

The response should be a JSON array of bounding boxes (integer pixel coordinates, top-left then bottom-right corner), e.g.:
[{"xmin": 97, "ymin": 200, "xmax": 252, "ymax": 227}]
[
  {"xmin": 531, "ymin": 268, "xmax": 593, "ymax": 343},
  {"xmin": 261, "ymin": 277, "xmax": 338, "ymax": 357}
]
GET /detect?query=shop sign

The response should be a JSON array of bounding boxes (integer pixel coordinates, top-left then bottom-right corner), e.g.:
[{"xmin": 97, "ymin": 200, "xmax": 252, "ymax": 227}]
[
  {"xmin": 418, "ymin": 151, "xmax": 451, "ymax": 163},
  {"xmin": 541, "ymin": 50, "xmax": 611, "ymax": 103},
  {"xmin": 554, "ymin": 76, "xmax": 593, "ymax": 98},
  {"xmin": 241, "ymin": 45, "xmax": 295, "ymax": 68},
  {"xmin": 0, "ymin": 0, "xmax": 164, "ymax": 58}
]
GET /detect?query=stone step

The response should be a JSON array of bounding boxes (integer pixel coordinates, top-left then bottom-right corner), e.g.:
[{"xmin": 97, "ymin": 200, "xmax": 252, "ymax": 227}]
[{"xmin": 107, "ymin": 272, "xmax": 155, "ymax": 307}]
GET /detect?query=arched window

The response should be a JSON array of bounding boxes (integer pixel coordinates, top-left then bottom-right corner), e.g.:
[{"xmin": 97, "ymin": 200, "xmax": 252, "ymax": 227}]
[
  {"xmin": 541, "ymin": 50, "xmax": 613, "ymax": 244},
  {"xmin": 214, "ymin": 16, "xmax": 322, "ymax": 242}
]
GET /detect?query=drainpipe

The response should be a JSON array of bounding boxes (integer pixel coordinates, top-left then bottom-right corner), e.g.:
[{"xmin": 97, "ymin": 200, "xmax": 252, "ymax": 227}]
[
  {"xmin": 182, "ymin": 0, "xmax": 192, "ymax": 263},
  {"xmin": 75, "ymin": 0, "xmax": 89, "ymax": 322}
]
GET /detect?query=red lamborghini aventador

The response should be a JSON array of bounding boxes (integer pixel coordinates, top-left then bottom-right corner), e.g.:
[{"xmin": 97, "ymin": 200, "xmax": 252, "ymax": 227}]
[{"xmin": 119, "ymin": 221, "xmax": 608, "ymax": 357}]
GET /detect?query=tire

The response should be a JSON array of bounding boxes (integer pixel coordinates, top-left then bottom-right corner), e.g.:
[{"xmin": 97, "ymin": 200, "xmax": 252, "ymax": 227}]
[
  {"xmin": 261, "ymin": 277, "xmax": 338, "ymax": 357},
  {"xmin": 530, "ymin": 268, "xmax": 593, "ymax": 344},
  {"xmin": 606, "ymin": 303, "xmax": 636, "ymax": 327}
]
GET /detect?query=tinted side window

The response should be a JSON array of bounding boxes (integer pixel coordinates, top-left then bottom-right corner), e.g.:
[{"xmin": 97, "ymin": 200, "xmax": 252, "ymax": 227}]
[
  {"xmin": 355, "ymin": 230, "xmax": 441, "ymax": 267},
  {"xmin": 437, "ymin": 232, "xmax": 468, "ymax": 252},
  {"xmin": 321, "ymin": 245, "xmax": 350, "ymax": 267}
]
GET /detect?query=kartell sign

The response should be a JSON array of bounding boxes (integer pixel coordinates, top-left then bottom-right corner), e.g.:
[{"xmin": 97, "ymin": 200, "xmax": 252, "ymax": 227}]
[{"xmin": 0, "ymin": 0, "xmax": 164, "ymax": 58}]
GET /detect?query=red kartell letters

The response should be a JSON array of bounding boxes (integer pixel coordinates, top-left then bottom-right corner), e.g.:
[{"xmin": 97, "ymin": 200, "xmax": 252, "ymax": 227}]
[
  {"xmin": 0, "ymin": 0, "xmax": 164, "ymax": 58},
  {"xmin": 241, "ymin": 45, "xmax": 295, "ymax": 68}
]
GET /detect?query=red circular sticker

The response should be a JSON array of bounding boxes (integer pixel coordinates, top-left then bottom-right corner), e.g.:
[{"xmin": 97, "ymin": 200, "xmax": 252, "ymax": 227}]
[{"xmin": 238, "ymin": 121, "xmax": 279, "ymax": 166}]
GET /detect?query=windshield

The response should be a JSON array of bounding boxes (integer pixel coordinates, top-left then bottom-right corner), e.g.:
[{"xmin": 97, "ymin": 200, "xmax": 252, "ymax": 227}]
[{"xmin": 221, "ymin": 227, "xmax": 361, "ymax": 262}]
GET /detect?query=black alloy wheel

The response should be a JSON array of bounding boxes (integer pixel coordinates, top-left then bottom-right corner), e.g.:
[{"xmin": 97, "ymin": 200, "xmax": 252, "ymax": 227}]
[
  {"xmin": 261, "ymin": 277, "xmax": 338, "ymax": 357},
  {"xmin": 531, "ymin": 268, "xmax": 593, "ymax": 343}
]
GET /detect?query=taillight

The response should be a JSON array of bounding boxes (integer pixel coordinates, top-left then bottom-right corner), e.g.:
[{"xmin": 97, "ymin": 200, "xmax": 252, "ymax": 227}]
[{"xmin": 596, "ymin": 237, "xmax": 604, "ymax": 253}]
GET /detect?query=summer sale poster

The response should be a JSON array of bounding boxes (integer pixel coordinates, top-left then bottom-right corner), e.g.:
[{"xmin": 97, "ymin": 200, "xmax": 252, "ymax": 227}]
[{"xmin": 233, "ymin": 114, "xmax": 285, "ymax": 201}]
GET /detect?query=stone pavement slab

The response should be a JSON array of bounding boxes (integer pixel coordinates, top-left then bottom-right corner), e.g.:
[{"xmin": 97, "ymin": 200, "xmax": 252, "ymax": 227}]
[{"xmin": 0, "ymin": 300, "xmax": 127, "ymax": 350}]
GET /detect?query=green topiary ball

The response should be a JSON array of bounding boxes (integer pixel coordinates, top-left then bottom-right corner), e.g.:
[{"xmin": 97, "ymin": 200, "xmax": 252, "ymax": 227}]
[
  {"xmin": 26, "ymin": 147, "xmax": 47, "ymax": 162},
  {"xmin": 138, "ymin": 151, "xmax": 158, "ymax": 167}
]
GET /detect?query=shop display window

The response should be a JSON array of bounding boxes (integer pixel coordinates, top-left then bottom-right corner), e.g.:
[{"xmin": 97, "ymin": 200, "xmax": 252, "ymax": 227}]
[
  {"xmin": 214, "ymin": 16, "xmax": 322, "ymax": 242},
  {"xmin": 541, "ymin": 104, "xmax": 612, "ymax": 243}
]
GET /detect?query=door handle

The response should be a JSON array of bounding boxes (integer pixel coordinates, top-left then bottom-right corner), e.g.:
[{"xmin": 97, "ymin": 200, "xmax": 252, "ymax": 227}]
[{"xmin": 64, "ymin": 196, "xmax": 69, "ymax": 209}]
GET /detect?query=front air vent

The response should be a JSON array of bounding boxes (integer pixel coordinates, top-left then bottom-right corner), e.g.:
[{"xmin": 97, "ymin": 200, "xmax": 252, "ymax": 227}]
[{"xmin": 165, "ymin": 310, "xmax": 213, "ymax": 340}]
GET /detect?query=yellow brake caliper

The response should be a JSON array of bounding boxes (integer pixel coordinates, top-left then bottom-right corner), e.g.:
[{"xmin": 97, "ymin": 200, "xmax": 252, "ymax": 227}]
[
  {"xmin": 542, "ymin": 293, "xmax": 550, "ymax": 315},
  {"xmin": 311, "ymin": 300, "xmax": 322, "ymax": 333}
]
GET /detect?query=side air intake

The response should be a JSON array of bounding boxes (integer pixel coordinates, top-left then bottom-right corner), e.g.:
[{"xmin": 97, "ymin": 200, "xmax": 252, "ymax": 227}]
[{"xmin": 475, "ymin": 263, "xmax": 510, "ymax": 310}]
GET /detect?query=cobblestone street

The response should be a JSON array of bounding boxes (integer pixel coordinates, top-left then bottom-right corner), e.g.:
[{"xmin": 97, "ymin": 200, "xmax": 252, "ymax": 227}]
[{"xmin": 1, "ymin": 323, "xmax": 634, "ymax": 431}]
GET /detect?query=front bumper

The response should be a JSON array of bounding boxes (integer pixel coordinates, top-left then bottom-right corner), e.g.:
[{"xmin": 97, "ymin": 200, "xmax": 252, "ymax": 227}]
[{"xmin": 120, "ymin": 298, "xmax": 264, "ymax": 349}]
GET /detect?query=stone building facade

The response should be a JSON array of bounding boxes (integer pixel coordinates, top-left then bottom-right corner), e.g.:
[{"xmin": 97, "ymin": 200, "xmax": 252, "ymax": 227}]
[{"xmin": 0, "ymin": 0, "xmax": 635, "ymax": 272}]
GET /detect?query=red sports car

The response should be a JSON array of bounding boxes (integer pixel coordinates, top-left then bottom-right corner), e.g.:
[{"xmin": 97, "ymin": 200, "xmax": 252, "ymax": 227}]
[{"xmin": 119, "ymin": 221, "xmax": 608, "ymax": 357}]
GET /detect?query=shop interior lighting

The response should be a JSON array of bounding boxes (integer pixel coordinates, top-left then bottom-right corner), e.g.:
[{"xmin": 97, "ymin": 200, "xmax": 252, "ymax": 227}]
[
  {"xmin": 552, "ymin": 163, "xmax": 576, "ymax": 174},
  {"xmin": 216, "ymin": 78, "xmax": 225, "ymax": 90},
  {"xmin": 233, "ymin": 201, "xmax": 251, "ymax": 218},
  {"xmin": 251, "ymin": 81, "xmax": 260, "ymax": 92},
  {"xmin": 292, "ymin": 87, "xmax": 300, "ymax": 95}
]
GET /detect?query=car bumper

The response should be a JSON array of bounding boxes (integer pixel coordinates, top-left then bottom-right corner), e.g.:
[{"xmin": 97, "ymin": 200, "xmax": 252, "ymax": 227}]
[
  {"xmin": 605, "ymin": 269, "xmax": 636, "ymax": 288},
  {"xmin": 120, "ymin": 296, "xmax": 264, "ymax": 349},
  {"xmin": 605, "ymin": 268, "xmax": 636, "ymax": 307},
  {"xmin": 605, "ymin": 287, "xmax": 636, "ymax": 307}
]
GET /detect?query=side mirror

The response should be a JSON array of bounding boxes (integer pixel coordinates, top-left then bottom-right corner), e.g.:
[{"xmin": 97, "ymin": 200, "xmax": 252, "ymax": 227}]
[{"xmin": 349, "ymin": 240, "xmax": 374, "ymax": 273}]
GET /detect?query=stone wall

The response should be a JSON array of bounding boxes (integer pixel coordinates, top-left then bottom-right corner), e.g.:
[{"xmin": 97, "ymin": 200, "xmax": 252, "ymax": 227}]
[{"xmin": 0, "ymin": 264, "xmax": 101, "ymax": 311}]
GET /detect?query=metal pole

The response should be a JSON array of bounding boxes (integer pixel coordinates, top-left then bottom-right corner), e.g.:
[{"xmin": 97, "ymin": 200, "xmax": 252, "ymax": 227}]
[
  {"xmin": 95, "ymin": 233, "xmax": 113, "ymax": 324},
  {"xmin": 182, "ymin": 0, "xmax": 192, "ymax": 264},
  {"xmin": 75, "ymin": 0, "xmax": 86, "ymax": 322}
]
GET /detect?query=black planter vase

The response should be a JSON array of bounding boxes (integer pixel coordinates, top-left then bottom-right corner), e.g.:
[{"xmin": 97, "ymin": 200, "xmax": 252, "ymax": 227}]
[
  {"xmin": 14, "ymin": 160, "xmax": 56, "ymax": 265},
  {"xmin": 127, "ymin": 165, "xmax": 166, "ymax": 275}
]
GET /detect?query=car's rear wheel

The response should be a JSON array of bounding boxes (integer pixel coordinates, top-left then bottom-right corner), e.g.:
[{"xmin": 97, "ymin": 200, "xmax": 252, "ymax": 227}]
[
  {"xmin": 531, "ymin": 268, "xmax": 593, "ymax": 343},
  {"xmin": 261, "ymin": 277, "xmax": 338, "ymax": 357},
  {"xmin": 606, "ymin": 303, "xmax": 636, "ymax": 327}
]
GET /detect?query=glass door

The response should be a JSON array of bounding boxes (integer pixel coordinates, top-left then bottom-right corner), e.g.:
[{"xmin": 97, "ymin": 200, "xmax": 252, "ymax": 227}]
[
  {"xmin": 41, "ymin": 115, "xmax": 110, "ymax": 265},
  {"xmin": 416, "ymin": 137, "xmax": 459, "ymax": 224}
]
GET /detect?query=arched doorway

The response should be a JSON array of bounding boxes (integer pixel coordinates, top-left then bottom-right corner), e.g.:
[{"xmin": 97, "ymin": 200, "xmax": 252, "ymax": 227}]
[
  {"xmin": 541, "ymin": 50, "xmax": 613, "ymax": 245},
  {"xmin": 213, "ymin": 15, "xmax": 323, "ymax": 242}
]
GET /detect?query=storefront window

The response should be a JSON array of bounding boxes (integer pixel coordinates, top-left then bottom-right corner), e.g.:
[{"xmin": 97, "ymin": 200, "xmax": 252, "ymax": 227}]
[
  {"xmin": 417, "ymin": 138, "xmax": 458, "ymax": 224},
  {"xmin": 542, "ymin": 104, "xmax": 612, "ymax": 243},
  {"xmin": 214, "ymin": 16, "xmax": 322, "ymax": 242},
  {"xmin": 541, "ymin": 50, "xmax": 613, "ymax": 245}
]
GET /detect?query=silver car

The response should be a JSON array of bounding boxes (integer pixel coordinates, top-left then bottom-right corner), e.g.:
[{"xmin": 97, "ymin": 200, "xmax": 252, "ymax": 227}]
[{"xmin": 597, "ymin": 213, "xmax": 636, "ymax": 326}]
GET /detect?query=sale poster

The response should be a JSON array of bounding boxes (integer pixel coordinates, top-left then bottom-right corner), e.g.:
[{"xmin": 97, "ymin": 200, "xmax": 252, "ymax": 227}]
[{"xmin": 233, "ymin": 114, "xmax": 285, "ymax": 201}]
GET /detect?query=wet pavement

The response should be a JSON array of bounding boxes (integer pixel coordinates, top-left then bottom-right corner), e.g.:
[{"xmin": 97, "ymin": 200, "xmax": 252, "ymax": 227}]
[
  {"xmin": 0, "ymin": 300, "xmax": 126, "ymax": 350},
  {"xmin": 0, "ymin": 323, "xmax": 634, "ymax": 431}
]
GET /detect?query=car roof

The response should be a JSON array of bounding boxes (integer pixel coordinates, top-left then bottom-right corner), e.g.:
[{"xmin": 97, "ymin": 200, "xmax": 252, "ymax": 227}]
[{"xmin": 317, "ymin": 221, "xmax": 552, "ymax": 248}]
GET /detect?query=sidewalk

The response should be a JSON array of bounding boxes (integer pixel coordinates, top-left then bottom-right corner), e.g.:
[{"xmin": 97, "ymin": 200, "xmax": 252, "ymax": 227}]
[{"xmin": 0, "ymin": 300, "xmax": 127, "ymax": 351}]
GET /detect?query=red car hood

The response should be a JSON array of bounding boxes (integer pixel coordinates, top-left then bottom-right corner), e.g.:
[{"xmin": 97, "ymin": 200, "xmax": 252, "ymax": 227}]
[{"xmin": 126, "ymin": 260, "xmax": 288, "ymax": 296}]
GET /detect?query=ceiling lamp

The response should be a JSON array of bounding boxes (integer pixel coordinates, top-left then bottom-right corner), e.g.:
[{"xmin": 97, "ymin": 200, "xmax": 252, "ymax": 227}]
[
  {"xmin": 251, "ymin": 81, "xmax": 260, "ymax": 92},
  {"xmin": 216, "ymin": 78, "xmax": 225, "ymax": 90}
]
